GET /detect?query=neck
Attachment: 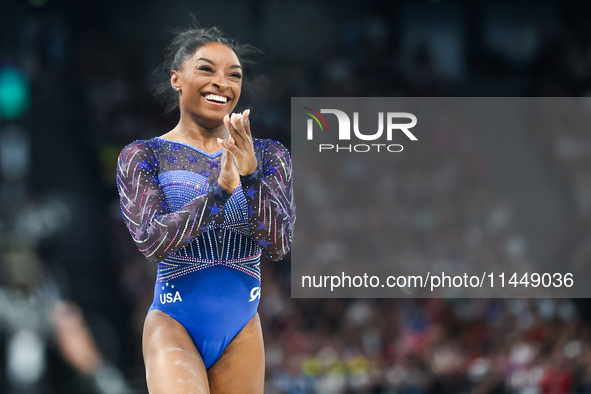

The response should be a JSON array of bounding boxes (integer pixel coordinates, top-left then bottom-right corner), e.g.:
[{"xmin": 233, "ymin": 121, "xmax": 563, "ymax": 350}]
[{"xmin": 166, "ymin": 111, "xmax": 230, "ymax": 153}]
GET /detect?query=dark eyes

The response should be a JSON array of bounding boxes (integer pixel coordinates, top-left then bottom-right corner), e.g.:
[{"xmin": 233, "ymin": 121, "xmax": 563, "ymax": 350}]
[{"xmin": 197, "ymin": 65, "xmax": 242, "ymax": 79}]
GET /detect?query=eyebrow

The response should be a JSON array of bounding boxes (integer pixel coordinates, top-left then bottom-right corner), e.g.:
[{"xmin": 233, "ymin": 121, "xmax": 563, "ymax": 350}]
[{"xmin": 197, "ymin": 57, "xmax": 242, "ymax": 70}]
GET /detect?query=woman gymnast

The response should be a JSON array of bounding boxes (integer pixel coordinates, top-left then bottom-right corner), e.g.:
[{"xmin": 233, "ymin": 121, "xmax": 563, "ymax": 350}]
[{"xmin": 116, "ymin": 27, "xmax": 295, "ymax": 393}]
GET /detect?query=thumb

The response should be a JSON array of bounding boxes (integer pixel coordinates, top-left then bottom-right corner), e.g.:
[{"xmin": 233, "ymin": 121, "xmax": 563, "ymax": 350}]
[
  {"xmin": 217, "ymin": 137, "xmax": 237, "ymax": 154},
  {"xmin": 217, "ymin": 137, "xmax": 226, "ymax": 149},
  {"xmin": 217, "ymin": 138, "xmax": 236, "ymax": 154}
]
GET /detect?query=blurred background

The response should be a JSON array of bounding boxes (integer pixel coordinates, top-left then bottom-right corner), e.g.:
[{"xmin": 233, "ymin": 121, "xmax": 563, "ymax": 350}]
[{"xmin": 1, "ymin": 0, "xmax": 591, "ymax": 392}]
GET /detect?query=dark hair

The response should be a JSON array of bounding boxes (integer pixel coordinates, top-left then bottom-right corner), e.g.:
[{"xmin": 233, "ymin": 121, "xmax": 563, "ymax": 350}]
[{"xmin": 154, "ymin": 26, "xmax": 259, "ymax": 114}]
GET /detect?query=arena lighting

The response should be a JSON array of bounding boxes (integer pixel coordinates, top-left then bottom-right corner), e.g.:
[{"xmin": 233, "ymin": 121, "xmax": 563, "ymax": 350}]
[
  {"xmin": 0, "ymin": 66, "xmax": 30, "ymax": 120},
  {"xmin": 0, "ymin": 126, "xmax": 30, "ymax": 181},
  {"xmin": 7, "ymin": 330, "xmax": 45, "ymax": 385}
]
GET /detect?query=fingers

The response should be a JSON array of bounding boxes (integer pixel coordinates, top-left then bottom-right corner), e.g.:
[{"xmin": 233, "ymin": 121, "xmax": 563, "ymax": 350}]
[
  {"xmin": 220, "ymin": 110, "xmax": 257, "ymax": 176},
  {"xmin": 243, "ymin": 109, "xmax": 252, "ymax": 137},
  {"xmin": 224, "ymin": 110, "xmax": 251, "ymax": 142},
  {"xmin": 216, "ymin": 136, "xmax": 237, "ymax": 155},
  {"xmin": 222, "ymin": 115, "xmax": 233, "ymax": 143},
  {"xmin": 217, "ymin": 137, "xmax": 229, "ymax": 150},
  {"xmin": 218, "ymin": 141, "xmax": 238, "ymax": 170},
  {"xmin": 225, "ymin": 113, "xmax": 247, "ymax": 143}
]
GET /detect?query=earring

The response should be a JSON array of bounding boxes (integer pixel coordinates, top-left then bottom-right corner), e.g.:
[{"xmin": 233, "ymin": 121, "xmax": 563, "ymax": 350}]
[{"xmin": 175, "ymin": 87, "xmax": 180, "ymax": 91}]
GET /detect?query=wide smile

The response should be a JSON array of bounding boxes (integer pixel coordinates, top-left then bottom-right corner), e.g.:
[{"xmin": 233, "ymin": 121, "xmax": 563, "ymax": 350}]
[{"xmin": 202, "ymin": 92, "xmax": 230, "ymax": 106}]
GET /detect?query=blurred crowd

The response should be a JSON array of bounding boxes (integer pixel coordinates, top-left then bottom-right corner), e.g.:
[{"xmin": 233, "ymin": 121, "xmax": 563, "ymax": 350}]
[
  {"xmin": 261, "ymin": 297, "xmax": 591, "ymax": 394},
  {"xmin": 2, "ymin": 0, "xmax": 591, "ymax": 393}
]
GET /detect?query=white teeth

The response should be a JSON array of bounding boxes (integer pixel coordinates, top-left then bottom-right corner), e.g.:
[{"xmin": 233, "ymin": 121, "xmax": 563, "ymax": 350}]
[{"xmin": 204, "ymin": 94, "xmax": 228, "ymax": 103}]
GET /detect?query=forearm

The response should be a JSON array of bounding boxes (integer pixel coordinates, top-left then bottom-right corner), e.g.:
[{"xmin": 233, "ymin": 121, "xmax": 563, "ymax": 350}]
[
  {"xmin": 127, "ymin": 184, "xmax": 230, "ymax": 263},
  {"xmin": 117, "ymin": 142, "xmax": 231, "ymax": 264},
  {"xmin": 241, "ymin": 150, "xmax": 295, "ymax": 260}
]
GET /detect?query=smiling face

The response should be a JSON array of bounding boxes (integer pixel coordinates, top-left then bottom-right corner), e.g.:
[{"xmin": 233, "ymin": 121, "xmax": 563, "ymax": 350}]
[{"xmin": 172, "ymin": 42, "xmax": 243, "ymax": 128}]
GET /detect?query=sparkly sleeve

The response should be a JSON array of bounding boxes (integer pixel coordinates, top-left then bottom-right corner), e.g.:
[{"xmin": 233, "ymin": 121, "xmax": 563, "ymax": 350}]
[
  {"xmin": 116, "ymin": 141, "xmax": 228, "ymax": 264},
  {"xmin": 241, "ymin": 139, "xmax": 295, "ymax": 260}
]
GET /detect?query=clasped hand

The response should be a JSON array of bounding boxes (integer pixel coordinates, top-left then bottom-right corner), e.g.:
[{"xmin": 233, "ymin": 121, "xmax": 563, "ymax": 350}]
[{"xmin": 216, "ymin": 109, "xmax": 258, "ymax": 193}]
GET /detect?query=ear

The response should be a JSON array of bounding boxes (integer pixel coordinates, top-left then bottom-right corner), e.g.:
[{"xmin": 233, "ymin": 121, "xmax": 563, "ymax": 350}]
[{"xmin": 171, "ymin": 70, "xmax": 181, "ymax": 91}]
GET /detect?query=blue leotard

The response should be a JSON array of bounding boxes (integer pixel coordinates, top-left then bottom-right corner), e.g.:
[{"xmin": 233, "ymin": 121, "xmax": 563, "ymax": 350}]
[{"xmin": 116, "ymin": 137, "xmax": 295, "ymax": 369}]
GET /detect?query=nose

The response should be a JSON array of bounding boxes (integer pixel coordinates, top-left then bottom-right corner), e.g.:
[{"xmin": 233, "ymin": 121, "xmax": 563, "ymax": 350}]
[{"xmin": 213, "ymin": 74, "xmax": 229, "ymax": 89}]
